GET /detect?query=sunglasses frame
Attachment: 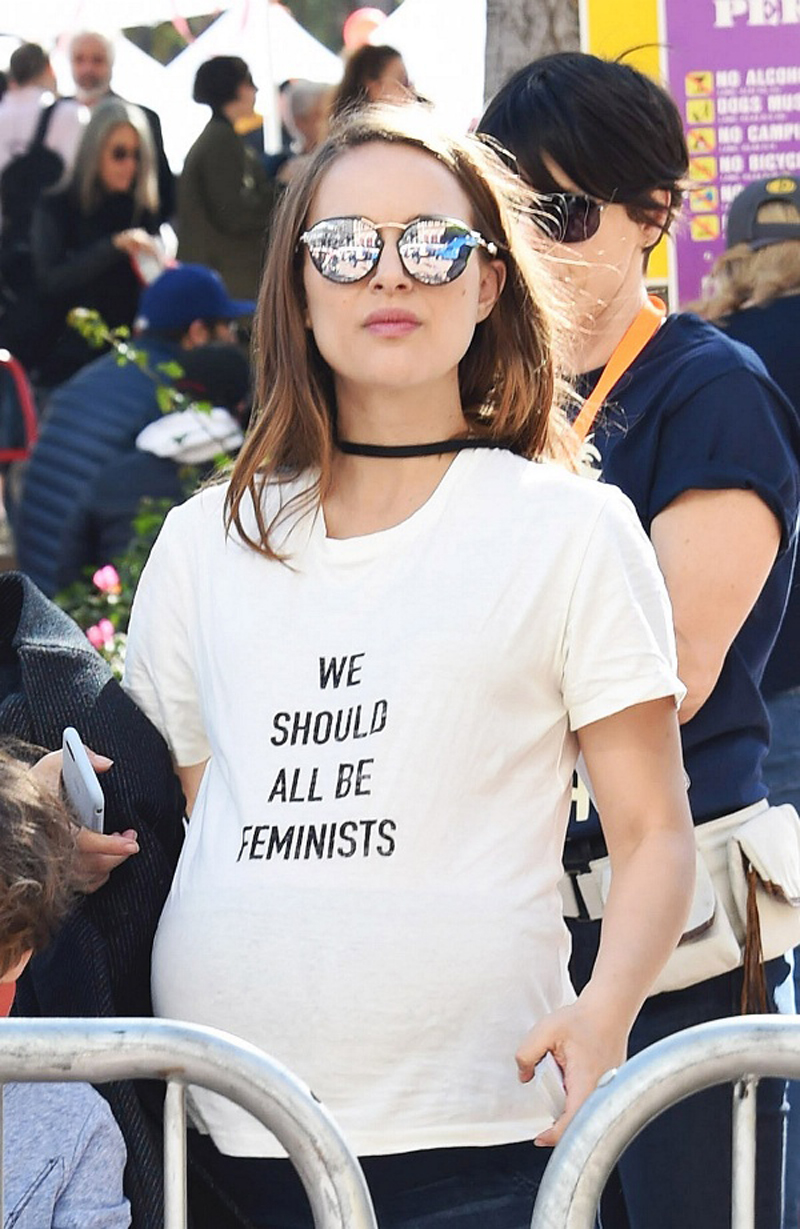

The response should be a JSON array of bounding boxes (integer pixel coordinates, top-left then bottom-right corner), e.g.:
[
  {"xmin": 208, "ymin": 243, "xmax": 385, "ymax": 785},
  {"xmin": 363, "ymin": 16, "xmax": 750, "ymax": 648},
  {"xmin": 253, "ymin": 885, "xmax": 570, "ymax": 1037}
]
[
  {"xmin": 298, "ymin": 214, "xmax": 499, "ymax": 285},
  {"xmin": 533, "ymin": 192, "xmax": 607, "ymax": 245}
]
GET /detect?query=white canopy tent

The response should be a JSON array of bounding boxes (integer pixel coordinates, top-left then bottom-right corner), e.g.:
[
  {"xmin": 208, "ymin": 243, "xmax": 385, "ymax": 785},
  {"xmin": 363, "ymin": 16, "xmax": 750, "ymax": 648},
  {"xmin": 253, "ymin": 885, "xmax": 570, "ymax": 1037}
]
[
  {"xmin": 0, "ymin": 1, "xmax": 343, "ymax": 169},
  {"xmin": 373, "ymin": 0, "xmax": 486, "ymax": 132},
  {"xmin": 164, "ymin": 0, "xmax": 343, "ymax": 157},
  {"xmin": 0, "ymin": 1, "xmax": 222, "ymax": 43}
]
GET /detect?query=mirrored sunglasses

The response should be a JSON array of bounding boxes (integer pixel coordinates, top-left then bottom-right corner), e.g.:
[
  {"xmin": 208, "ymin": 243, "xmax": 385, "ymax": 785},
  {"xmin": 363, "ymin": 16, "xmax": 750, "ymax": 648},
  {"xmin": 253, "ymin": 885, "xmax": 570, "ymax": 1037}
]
[
  {"xmin": 109, "ymin": 145, "xmax": 141, "ymax": 163},
  {"xmin": 298, "ymin": 215, "xmax": 499, "ymax": 285},
  {"xmin": 533, "ymin": 193, "xmax": 606, "ymax": 244}
]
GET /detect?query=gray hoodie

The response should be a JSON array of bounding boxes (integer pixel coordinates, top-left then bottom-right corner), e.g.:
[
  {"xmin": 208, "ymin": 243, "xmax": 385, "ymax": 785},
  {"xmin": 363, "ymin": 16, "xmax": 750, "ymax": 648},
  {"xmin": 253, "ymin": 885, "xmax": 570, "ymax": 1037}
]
[{"xmin": 3, "ymin": 1081, "xmax": 130, "ymax": 1228}]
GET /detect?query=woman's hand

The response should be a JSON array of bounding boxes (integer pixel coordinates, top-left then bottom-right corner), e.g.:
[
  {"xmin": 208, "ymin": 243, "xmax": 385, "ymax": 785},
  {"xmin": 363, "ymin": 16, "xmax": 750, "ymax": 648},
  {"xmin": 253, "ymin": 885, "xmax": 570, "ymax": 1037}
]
[
  {"xmin": 516, "ymin": 998, "xmax": 627, "ymax": 1147},
  {"xmin": 30, "ymin": 748, "xmax": 139, "ymax": 892},
  {"xmin": 112, "ymin": 228, "xmax": 160, "ymax": 257}
]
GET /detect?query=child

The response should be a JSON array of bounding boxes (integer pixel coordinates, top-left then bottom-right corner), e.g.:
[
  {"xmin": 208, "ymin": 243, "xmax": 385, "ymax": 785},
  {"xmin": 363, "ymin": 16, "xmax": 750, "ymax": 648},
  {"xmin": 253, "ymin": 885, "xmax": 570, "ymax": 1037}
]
[{"xmin": 0, "ymin": 745, "xmax": 131, "ymax": 1228}]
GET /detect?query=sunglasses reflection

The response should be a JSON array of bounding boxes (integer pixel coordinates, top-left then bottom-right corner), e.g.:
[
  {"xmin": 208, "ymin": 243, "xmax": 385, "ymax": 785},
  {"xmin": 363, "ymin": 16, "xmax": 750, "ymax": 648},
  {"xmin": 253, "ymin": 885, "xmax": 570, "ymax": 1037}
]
[{"xmin": 300, "ymin": 215, "xmax": 498, "ymax": 286}]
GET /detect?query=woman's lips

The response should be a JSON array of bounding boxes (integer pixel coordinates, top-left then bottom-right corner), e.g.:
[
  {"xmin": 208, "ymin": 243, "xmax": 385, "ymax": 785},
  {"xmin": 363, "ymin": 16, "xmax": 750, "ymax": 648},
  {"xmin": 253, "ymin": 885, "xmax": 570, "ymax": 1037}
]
[{"xmin": 363, "ymin": 310, "xmax": 421, "ymax": 337}]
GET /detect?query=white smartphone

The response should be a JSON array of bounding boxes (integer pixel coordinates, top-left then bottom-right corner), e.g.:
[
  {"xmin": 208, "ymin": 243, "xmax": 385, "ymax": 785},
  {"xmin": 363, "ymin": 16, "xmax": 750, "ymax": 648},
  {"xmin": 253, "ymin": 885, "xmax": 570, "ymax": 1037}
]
[
  {"xmin": 62, "ymin": 727, "xmax": 105, "ymax": 833},
  {"xmin": 532, "ymin": 1051, "xmax": 567, "ymax": 1121}
]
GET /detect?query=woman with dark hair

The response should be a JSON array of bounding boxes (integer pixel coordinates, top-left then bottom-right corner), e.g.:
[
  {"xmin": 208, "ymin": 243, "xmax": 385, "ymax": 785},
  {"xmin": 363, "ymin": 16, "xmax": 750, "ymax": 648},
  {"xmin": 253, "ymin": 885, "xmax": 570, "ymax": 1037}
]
[
  {"xmin": 329, "ymin": 44, "xmax": 410, "ymax": 119},
  {"xmin": 480, "ymin": 52, "xmax": 800, "ymax": 1229},
  {"xmin": 121, "ymin": 102, "xmax": 694, "ymax": 1227},
  {"xmin": 2, "ymin": 97, "xmax": 162, "ymax": 385},
  {"xmin": 177, "ymin": 55, "xmax": 275, "ymax": 300}
]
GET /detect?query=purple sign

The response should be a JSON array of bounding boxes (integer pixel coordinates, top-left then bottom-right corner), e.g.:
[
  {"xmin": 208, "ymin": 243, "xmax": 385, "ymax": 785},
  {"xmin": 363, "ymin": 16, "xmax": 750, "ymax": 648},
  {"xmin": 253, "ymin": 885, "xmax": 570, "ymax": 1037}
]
[{"xmin": 662, "ymin": 0, "xmax": 800, "ymax": 305}]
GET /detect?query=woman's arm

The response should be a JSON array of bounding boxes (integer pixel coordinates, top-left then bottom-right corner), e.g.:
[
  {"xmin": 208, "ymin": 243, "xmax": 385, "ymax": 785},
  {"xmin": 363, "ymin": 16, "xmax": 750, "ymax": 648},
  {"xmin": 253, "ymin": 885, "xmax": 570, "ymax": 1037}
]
[
  {"xmin": 516, "ymin": 696, "xmax": 694, "ymax": 1144},
  {"xmin": 650, "ymin": 488, "xmax": 781, "ymax": 723},
  {"xmin": 177, "ymin": 760, "xmax": 209, "ymax": 818},
  {"xmin": 31, "ymin": 199, "xmax": 125, "ymax": 300}
]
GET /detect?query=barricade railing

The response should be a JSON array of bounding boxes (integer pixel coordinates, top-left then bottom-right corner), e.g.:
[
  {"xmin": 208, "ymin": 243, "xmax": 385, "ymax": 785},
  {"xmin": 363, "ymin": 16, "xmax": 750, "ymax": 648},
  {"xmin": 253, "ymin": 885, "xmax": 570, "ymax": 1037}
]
[
  {"xmin": 530, "ymin": 1015, "xmax": 800, "ymax": 1229},
  {"xmin": 0, "ymin": 1016, "xmax": 378, "ymax": 1229}
]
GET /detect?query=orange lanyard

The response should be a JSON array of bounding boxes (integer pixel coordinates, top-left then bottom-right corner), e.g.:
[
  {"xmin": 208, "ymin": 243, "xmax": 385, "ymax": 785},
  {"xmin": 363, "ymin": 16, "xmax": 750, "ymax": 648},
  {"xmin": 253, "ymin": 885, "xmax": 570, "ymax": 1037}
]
[{"xmin": 571, "ymin": 295, "xmax": 667, "ymax": 443}]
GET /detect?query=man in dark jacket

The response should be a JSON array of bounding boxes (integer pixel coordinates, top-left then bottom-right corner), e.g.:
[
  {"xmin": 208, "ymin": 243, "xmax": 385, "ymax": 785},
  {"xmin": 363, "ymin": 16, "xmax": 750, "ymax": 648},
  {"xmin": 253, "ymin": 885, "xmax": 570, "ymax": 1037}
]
[{"xmin": 13, "ymin": 264, "xmax": 253, "ymax": 597}]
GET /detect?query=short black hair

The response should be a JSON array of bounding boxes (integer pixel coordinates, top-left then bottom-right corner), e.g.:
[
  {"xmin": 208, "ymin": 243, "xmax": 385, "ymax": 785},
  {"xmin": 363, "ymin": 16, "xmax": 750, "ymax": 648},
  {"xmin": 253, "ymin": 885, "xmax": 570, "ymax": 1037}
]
[
  {"xmin": 193, "ymin": 55, "xmax": 253, "ymax": 112},
  {"xmin": 9, "ymin": 43, "xmax": 50, "ymax": 88},
  {"xmin": 478, "ymin": 52, "xmax": 688, "ymax": 233}
]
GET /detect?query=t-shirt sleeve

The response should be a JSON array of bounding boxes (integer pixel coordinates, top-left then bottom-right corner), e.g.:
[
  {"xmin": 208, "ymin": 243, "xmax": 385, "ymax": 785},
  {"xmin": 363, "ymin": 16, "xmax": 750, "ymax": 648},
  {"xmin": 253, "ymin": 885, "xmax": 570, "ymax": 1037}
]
[
  {"xmin": 123, "ymin": 506, "xmax": 211, "ymax": 766},
  {"xmin": 647, "ymin": 364, "xmax": 800, "ymax": 549},
  {"xmin": 58, "ymin": 1089, "xmax": 132, "ymax": 1228},
  {"xmin": 562, "ymin": 487, "xmax": 685, "ymax": 731}
]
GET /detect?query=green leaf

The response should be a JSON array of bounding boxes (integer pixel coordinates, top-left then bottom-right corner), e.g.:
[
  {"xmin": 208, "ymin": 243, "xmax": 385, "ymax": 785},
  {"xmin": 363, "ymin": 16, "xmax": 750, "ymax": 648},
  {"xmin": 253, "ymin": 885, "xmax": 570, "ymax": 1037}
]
[
  {"xmin": 155, "ymin": 385, "xmax": 175, "ymax": 414},
  {"xmin": 156, "ymin": 361, "xmax": 185, "ymax": 380}
]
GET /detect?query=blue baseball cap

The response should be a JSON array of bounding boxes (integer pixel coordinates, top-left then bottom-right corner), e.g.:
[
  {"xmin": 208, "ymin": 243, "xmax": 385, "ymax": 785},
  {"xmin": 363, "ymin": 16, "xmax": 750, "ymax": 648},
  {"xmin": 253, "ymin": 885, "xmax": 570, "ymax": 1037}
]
[
  {"xmin": 136, "ymin": 264, "xmax": 255, "ymax": 331},
  {"xmin": 726, "ymin": 177, "xmax": 800, "ymax": 251}
]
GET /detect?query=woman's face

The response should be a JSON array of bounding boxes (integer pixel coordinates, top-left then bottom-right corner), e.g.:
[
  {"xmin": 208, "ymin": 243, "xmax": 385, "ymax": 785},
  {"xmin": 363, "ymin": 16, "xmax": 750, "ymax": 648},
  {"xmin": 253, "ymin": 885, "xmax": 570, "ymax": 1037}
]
[
  {"xmin": 532, "ymin": 157, "xmax": 658, "ymax": 323},
  {"xmin": 365, "ymin": 56, "xmax": 410, "ymax": 103},
  {"xmin": 301, "ymin": 141, "xmax": 505, "ymax": 406},
  {"xmin": 99, "ymin": 123, "xmax": 141, "ymax": 194},
  {"xmin": 231, "ymin": 75, "xmax": 257, "ymax": 120}
]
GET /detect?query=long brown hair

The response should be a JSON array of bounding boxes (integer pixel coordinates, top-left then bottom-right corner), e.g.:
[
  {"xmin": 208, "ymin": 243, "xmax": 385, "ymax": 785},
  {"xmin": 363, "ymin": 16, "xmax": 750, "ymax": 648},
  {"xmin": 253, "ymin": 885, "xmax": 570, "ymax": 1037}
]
[
  {"xmin": 226, "ymin": 104, "xmax": 577, "ymax": 559},
  {"xmin": 330, "ymin": 45, "xmax": 407, "ymax": 119}
]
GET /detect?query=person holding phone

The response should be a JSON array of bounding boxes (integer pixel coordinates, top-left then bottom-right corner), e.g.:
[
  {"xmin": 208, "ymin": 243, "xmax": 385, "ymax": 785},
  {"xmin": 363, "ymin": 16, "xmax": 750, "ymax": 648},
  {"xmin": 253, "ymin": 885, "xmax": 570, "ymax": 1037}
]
[
  {"xmin": 122, "ymin": 104, "xmax": 694, "ymax": 1228},
  {"xmin": 479, "ymin": 52, "xmax": 800, "ymax": 1229},
  {"xmin": 0, "ymin": 745, "xmax": 131, "ymax": 1228}
]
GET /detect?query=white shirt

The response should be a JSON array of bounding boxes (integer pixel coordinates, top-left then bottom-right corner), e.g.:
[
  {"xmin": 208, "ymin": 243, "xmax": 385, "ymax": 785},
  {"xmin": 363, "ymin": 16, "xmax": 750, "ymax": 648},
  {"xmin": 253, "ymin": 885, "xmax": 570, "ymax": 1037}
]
[
  {"xmin": 0, "ymin": 88, "xmax": 84, "ymax": 179},
  {"xmin": 124, "ymin": 448, "xmax": 683, "ymax": 1158}
]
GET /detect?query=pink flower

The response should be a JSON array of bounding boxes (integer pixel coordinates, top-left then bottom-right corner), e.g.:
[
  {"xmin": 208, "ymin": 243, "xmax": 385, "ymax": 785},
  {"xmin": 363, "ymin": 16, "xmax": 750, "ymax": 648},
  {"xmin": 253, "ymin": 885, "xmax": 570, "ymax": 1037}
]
[
  {"xmin": 86, "ymin": 624, "xmax": 106, "ymax": 649},
  {"xmin": 92, "ymin": 565, "xmax": 122, "ymax": 594},
  {"xmin": 86, "ymin": 619, "xmax": 116, "ymax": 650}
]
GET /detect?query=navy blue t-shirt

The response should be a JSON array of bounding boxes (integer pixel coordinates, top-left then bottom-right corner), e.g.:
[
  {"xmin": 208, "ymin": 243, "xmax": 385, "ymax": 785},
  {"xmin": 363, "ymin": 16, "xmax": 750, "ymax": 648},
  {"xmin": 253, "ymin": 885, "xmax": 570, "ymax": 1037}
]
[
  {"xmin": 568, "ymin": 312, "xmax": 800, "ymax": 839},
  {"xmin": 719, "ymin": 295, "xmax": 800, "ymax": 698}
]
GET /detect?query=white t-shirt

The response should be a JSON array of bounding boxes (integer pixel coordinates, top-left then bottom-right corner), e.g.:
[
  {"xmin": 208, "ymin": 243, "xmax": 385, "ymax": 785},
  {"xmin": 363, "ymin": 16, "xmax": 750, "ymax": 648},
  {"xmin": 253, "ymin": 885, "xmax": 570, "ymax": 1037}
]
[{"xmin": 123, "ymin": 448, "xmax": 682, "ymax": 1158}]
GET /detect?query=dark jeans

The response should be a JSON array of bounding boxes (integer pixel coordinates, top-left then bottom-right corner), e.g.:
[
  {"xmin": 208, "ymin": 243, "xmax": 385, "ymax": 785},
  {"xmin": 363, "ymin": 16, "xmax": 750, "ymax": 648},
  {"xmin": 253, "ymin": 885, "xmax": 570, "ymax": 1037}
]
[
  {"xmin": 763, "ymin": 687, "xmax": 800, "ymax": 1229},
  {"xmin": 569, "ymin": 918, "xmax": 788, "ymax": 1229},
  {"xmin": 189, "ymin": 1135, "xmax": 552, "ymax": 1229}
]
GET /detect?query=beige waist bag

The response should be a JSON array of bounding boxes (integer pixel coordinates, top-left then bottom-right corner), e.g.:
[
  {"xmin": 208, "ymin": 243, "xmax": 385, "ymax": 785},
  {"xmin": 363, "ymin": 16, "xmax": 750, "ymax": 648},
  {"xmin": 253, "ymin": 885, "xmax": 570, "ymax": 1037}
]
[{"xmin": 573, "ymin": 801, "xmax": 800, "ymax": 1000}]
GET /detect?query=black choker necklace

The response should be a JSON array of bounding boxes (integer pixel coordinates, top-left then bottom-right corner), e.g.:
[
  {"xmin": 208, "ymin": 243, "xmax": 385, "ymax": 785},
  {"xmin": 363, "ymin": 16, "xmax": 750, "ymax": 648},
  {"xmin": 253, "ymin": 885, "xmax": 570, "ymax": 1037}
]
[{"xmin": 336, "ymin": 437, "xmax": 502, "ymax": 459}]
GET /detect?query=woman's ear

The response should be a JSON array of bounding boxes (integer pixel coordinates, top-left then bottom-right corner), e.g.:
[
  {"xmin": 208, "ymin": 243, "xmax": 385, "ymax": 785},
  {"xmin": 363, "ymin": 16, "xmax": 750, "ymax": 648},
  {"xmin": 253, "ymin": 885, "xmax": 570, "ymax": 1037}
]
[{"xmin": 476, "ymin": 258, "xmax": 507, "ymax": 323}]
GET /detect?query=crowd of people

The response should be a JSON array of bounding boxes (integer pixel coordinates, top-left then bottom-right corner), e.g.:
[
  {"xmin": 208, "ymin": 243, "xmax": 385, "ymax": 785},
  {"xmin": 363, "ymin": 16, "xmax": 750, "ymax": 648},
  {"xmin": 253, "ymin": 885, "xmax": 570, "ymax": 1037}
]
[{"xmin": 0, "ymin": 25, "xmax": 796, "ymax": 1229}]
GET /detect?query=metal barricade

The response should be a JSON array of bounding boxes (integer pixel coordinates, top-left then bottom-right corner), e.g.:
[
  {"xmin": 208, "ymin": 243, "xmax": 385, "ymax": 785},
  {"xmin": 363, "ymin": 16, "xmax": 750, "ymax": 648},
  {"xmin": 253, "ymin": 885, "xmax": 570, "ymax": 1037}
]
[
  {"xmin": 531, "ymin": 1015, "xmax": 800, "ymax": 1229},
  {"xmin": 0, "ymin": 1016, "xmax": 378, "ymax": 1229}
]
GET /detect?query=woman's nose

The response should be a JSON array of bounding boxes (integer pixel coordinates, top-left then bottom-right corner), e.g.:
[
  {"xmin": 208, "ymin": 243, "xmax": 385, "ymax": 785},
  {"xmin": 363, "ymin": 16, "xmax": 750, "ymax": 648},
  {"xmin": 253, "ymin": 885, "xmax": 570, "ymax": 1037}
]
[{"xmin": 370, "ymin": 237, "xmax": 411, "ymax": 288}]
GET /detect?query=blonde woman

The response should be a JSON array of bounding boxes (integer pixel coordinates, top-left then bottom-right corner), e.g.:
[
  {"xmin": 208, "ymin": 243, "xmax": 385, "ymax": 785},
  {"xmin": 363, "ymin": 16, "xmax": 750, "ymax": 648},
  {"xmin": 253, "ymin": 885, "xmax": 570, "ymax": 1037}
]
[
  {"xmin": 21, "ymin": 98, "xmax": 161, "ymax": 383},
  {"xmin": 122, "ymin": 105, "xmax": 694, "ymax": 1228}
]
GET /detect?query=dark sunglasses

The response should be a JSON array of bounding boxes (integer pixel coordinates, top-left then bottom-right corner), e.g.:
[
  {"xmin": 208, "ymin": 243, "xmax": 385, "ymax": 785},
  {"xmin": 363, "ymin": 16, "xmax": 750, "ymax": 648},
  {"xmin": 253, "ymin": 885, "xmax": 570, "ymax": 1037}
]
[
  {"xmin": 533, "ymin": 193, "xmax": 607, "ymax": 244},
  {"xmin": 109, "ymin": 144, "xmax": 141, "ymax": 163},
  {"xmin": 298, "ymin": 215, "xmax": 498, "ymax": 285}
]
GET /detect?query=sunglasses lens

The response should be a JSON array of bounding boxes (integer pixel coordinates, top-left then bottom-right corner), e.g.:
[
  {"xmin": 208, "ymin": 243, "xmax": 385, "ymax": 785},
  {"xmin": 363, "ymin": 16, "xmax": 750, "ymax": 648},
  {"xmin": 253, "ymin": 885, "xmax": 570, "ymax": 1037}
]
[
  {"xmin": 303, "ymin": 218, "xmax": 380, "ymax": 283},
  {"xmin": 535, "ymin": 194, "xmax": 603, "ymax": 244},
  {"xmin": 398, "ymin": 219, "xmax": 479, "ymax": 284},
  {"xmin": 111, "ymin": 145, "xmax": 140, "ymax": 162}
]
